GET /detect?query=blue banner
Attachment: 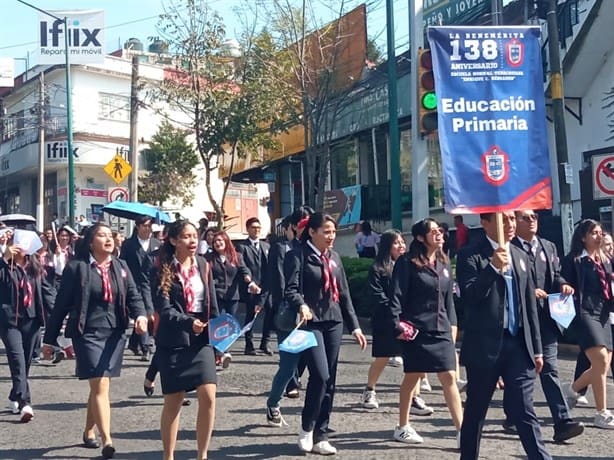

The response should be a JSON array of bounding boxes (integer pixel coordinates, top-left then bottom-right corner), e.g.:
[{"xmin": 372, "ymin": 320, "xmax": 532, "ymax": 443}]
[
  {"xmin": 208, "ymin": 313, "xmax": 242, "ymax": 353},
  {"xmin": 428, "ymin": 26, "xmax": 552, "ymax": 213},
  {"xmin": 323, "ymin": 184, "xmax": 362, "ymax": 225}
]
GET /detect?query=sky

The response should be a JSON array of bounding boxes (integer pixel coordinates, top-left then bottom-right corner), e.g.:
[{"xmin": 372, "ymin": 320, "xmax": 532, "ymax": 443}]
[{"xmin": 0, "ymin": 0, "xmax": 411, "ymax": 76}]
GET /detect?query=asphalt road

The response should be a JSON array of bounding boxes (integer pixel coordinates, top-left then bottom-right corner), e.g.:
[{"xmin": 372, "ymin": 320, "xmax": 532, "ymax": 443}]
[{"xmin": 1, "ymin": 333, "xmax": 613, "ymax": 460}]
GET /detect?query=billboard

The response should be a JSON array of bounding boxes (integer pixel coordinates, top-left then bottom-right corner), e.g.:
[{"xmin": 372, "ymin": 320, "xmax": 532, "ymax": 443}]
[{"xmin": 38, "ymin": 10, "xmax": 104, "ymax": 64}]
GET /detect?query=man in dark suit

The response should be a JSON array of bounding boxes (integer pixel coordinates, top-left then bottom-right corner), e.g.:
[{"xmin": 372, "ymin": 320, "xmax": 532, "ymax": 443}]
[
  {"xmin": 505, "ymin": 210, "xmax": 584, "ymax": 442},
  {"xmin": 236, "ymin": 217, "xmax": 272, "ymax": 355},
  {"xmin": 120, "ymin": 215, "xmax": 161, "ymax": 361},
  {"xmin": 456, "ymin": 211, "xmax": 551, "ymax": 460}
]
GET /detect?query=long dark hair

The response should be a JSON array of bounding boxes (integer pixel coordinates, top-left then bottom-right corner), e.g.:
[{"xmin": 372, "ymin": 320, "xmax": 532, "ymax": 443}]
[
  {"xmin": 361, "ymin": 221, "xmax": 372, "ymax": 236},
  {"xmin": 299, "ymin": 212, "xmax": 337, "ymax": 244},
  {"xmin": 374, "ymin": 229, "xmax": 404, "ymax": 276},
  {"xmin": 568, "ymin": 219, "xmax": 602, "ymax": 260},
  {"xmin": 409, "ymin": 218, "xmax": 448, "ymax": 268},
  {"xmin": 158, "ymin": 220, "xmax": 197, "ymax": 298},
  {"xmin": 74, "ymin": 223, "xmax": 111, "ymax": 261}
]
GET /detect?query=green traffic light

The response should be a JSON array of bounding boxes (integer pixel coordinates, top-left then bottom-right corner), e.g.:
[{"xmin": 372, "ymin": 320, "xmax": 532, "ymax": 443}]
[{"xmin": 422, "ymin": 91, "xmax": 437, "ymax": 110}]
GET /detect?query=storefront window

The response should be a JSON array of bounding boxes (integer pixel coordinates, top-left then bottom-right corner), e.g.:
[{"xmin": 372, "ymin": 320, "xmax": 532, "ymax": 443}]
[{"xmin": 331, "ymin": 140, "xmax": 358, "ymax": 189}]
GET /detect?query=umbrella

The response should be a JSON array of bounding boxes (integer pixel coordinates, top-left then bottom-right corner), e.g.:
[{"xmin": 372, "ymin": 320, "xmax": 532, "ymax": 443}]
[
  {"xmin": 208, "ymin": 313, "xmax": 242, "ymax": 353},
  {"xmin": 0, "ymin": 214, "xmax": 36, "ymax": 226},
  {"xmin": 278, "ymin": 328, "xmax": 318, "ymax": 354},
  {"xmin": 102, "ymin": 201, "xmax": 172, "ymax": 223}
]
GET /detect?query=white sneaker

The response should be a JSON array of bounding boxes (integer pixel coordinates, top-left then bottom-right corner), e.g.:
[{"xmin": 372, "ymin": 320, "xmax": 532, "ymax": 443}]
[
  {"xmin": 420, "ymin": 377, "xmax": 432, "ymax": 392},
  {"xmin": 6, "ymin": 400, "xmax": 19, "ymax": 414},
  {"xmin": 410, "ymin": 396, "xmax": 434, "ymax": 416},
  {"xmin": 20, "ymin": 405, "xmax": 33, "ymax": 423},
  {"xmin": 393, "ymin": 424, "xmax": 424, "ymax": 444},
  {"xmin": 221, "ymin": 352, "xmax": 232, "ymax": 369},
  {"xmin": 361, "ymin": 389, "xmax": 379, "ymax": 409},
  {"xmin": 311, "ymin": 440, "xmax": 337, "ymax": 455},
  {"xmin": 563, "ymin": 383, "xmax": 579, "ymax": 409},
  {"xmin": 576, "ymin": 395, "xmax": 589, "ymax": 406},
  {"xmin": 456, "ymin": 379, "xmax": 468, "ymax": 393},
  {"xmin": 594, "ymin": 409, "xmax": 614, "ymax": 429},
  {"xmin": 388, "ymin": 356, "xmax": 403, "ymax": 367},
  {"xmin": 298, "ymin": 428, "xmax": 314, "ymax": 452}
]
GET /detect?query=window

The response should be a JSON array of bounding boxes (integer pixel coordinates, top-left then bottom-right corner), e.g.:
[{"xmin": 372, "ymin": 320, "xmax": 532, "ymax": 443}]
[
  {"xmin": 98, "ymin": 93, "xmax": 130, "ymax": 122},
  {"xmin": 331, "ymin": 140, "xmax": 358, "ymax": 189}
]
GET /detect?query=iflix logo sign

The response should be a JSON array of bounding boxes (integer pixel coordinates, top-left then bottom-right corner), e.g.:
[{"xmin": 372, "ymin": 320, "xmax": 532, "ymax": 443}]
[{"xmin": 38, "ymin": 10, "xmax": 104, "ymax": 64}]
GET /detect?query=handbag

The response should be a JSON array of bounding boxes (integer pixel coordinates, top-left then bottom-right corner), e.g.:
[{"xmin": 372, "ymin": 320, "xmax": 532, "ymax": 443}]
[{"xmin": 274, "ymin": 250, "xmax": 304, "ymax": 332}]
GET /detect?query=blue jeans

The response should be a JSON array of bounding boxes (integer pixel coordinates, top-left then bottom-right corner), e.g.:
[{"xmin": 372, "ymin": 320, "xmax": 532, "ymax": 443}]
[{"xmin": 266, "ymin": 330, "xmax": 300, "ymax": 408}]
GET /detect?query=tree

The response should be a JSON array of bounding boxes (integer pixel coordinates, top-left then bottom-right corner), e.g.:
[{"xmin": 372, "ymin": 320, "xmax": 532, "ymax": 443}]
[
  {"xmin": 138, "ymin": 121, "xmax": 199, "ymax": 207},
  {"xmin": 259, "ymin": 1, "xmax": 369, "ymax": 209},
  {"xmin": 150, "ymin": 0, "xmax": 293, "ymax": 229}
]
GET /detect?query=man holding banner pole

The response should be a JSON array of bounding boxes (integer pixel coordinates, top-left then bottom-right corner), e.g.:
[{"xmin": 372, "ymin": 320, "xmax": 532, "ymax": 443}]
[{"xmin": 427, "ymin": 23, "xmax": 556, "ymax": 459}]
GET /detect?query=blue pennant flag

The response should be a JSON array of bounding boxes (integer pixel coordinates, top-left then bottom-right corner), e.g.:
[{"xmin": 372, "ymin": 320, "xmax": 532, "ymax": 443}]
[
  {"xmin": 278, "ymin": 329, "xmax": 318, "ymax": 354},
  {"xmin": 548, "ymin": 294, "xmax": 576, "ymax": 329},
  {"xmin": 208, "ymin": 313, "xmax": 242, "ymax": 353}
]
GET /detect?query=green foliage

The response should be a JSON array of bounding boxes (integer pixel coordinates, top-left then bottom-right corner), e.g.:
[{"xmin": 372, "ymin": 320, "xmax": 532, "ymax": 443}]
[
  {"xmin": 341, "ymin": 256, "xmax": 374, "ymax": 317},
  {"xmin": 138, "ymin": 121, "xmax": 199, "ymax": 207}
]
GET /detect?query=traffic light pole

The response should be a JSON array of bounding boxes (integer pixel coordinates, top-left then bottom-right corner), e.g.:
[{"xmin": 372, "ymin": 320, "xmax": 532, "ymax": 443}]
[
  {"xmin": 410, "ymin": 0, "xmax": 429, "ymax": 222},
  {"xmin": 386, "ymin": 0, "xmax": 402, "ymax": 230}
]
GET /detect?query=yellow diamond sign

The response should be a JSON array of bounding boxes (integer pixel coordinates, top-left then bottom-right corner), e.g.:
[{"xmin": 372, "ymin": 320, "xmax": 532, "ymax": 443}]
[{"xmin": 104, "ymin": 154, "xmax": 132, "ymax": 184}]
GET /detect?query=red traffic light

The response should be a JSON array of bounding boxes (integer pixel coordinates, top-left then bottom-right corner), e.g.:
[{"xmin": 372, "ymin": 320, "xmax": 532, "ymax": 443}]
[{"xmin": 419, "ymin": 49, "xmax": 433, "ymax": 70}]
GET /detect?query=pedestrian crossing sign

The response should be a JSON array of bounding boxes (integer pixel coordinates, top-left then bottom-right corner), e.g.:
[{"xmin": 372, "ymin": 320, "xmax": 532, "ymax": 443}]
[{"xmin": 104, "ymin": 154, "xmax": 132, "ymax": 184}]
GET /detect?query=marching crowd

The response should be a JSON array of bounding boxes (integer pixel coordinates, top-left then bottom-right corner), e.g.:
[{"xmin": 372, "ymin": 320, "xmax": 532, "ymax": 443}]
[{"xmin": 0, "ymin": 207, "xmax": 614, "ymax": 460}]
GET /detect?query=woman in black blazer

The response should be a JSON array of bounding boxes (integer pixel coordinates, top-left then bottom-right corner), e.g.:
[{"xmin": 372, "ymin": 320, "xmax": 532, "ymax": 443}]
[
  {"xmin": 285, "ymin": 212, "xmax": 367, "ymax": 456},
  {"xmin": 561, "ymin": 219, "xmax": 614, "ymax": 428},
  {"xmin": 1, "ymin": 240, "xmax": 55, "ymax": 422},
  {"xmin": 389, "ymin": 218, "xmax": 463, "ymax": 444},
  {"xmin": 361, "ymin": 230, "xmax": 406, "ymax": 409},
  {"xmin": 43, "ymin": 223, "xmax": 148, "ymax": 459},
  {"xmin": 153, "ymin": 220, "xmax": 219, "ymax": 460},
  {"xmin": 205, "ymin": 230, "xmax": 252, "ymax": 317}
]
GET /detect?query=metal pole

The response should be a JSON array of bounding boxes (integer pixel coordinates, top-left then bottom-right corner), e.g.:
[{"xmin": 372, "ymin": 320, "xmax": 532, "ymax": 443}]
[
  {"xmin": 410, "ymin": 0, "xmax": 429, "ymax": 222},
  {"xmin": 546, "ymin": 0, "xmax": 573, "ymax": 253},
  {"xmin": 64, "ymin": 16, "xmax": 75, "ymax": 226},
  {"xmin": 37, "ymin": 72, "xmax": 45, "ymax": 230},
  {"xmin": 129, "ymin": 55, "xmax": 139, "ymax": 203},
  {"xmin": 386, "ymin": 0, "xmax": 402, "ymax": 230}
]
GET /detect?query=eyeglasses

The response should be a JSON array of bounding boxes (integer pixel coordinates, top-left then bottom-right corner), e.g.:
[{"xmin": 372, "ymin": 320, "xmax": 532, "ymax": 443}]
[{"xmin": 520, "ymin": 214, "xmax": 537, "ymax": 222}]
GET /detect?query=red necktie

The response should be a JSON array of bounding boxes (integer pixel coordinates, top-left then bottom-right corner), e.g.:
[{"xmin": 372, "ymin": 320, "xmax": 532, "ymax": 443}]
[
  {"xmin": 593, "ymin": 256, "xmax": 611, "ymax": 301},
  {"xmin": 321, "ymin": 252, "xmax": 340, "ymax": 303},
  {"xmin": 177, "ymin": 262, "xmax": 198, "ymax": 312},
  {"xmin": 94, "ymin": 261, "xmax": 113, "ymax": 304},
  {"xmin": 17, "ymin": 267, "xmax": 32, "ymax": 308}
]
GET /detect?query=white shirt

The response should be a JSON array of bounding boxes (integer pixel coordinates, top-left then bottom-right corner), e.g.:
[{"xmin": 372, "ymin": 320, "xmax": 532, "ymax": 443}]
[
  {"xmin": 138, "ymin": 237, "xmax": 150, "ymax": 253},
  {"xmin": 173, "ymin": 257, "xmax": 204, "ymax": 313},
  {"xmin": 53, "ymin": 246, "xmax": 71, "ymax": 275}
]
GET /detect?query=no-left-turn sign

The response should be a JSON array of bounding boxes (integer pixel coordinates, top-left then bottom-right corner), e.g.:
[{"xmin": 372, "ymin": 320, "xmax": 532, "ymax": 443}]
[
  {"xmin": 108, "ymin": 187, "xmax": 129, "ymax": 202},
  {"xmin": 592, "ymin": 154, "xmax": 614, "ymax": 199}
]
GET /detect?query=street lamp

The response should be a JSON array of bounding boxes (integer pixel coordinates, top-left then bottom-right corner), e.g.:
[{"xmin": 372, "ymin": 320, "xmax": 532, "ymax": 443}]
[{"xmin": 17, "ymin": 0, "xmax": 75, "ymax": 226}]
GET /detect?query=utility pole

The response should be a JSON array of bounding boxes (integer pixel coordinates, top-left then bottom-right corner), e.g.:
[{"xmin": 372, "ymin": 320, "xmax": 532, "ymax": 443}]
[
  {"xmin": 386, "ymin": 0, "xmax": 402, "ymax": 230},
  {"xmin": 545, "ymin": 0, "xmax": 573, "ymax": 253},
  {"xmin": 129, "ymin": 55, "xmax": 139, "ymax": 203},
  {"xmin": 37, "ymin": 72, "xmax": 45, "ymax": 229}
]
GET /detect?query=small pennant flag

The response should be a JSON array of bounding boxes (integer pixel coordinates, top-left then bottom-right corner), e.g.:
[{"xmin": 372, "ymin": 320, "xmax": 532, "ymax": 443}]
[
  {"xmin": 208, "ymin": 313, "xmax": 242, "ymax": 353},
  {"xmin": 278, "ymin": 329, "xmax": 317, "ymax": 354},
  {"xmin": 13, "ymin": 229, "xmax": 43, "ymax": 255},
  {"xmin": 548, "ymin": 294, "xmax": 576, "ymax": 329}
]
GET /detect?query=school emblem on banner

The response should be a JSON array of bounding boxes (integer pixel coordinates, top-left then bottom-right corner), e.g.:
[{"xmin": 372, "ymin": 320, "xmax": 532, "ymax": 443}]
[{"xmin": 481, "ymin": 146, "xmax": 509, "ymax": 186}]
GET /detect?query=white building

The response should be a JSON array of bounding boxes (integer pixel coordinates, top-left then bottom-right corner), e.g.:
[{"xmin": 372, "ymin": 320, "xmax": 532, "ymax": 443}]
[{"xmin": 0, "ymin": 48, "xmax": 271, "ymax": 237}]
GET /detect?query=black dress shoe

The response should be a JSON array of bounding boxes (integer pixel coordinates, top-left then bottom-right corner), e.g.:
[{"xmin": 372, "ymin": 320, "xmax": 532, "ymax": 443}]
[
  {"xmin": 244, "ymin": 346, "xmax": 257, "ymax": 356},
  {"xmin": 127, "ymin": 345, "xmax": 140, "ymax": 356},
  {"xmin": 553, "ymin": 420, "xmax": 584, "ymax": 442},
  {"xmin": 82, "ymin": 433, "xmax": 100, "ymax": 449},
  {"xmin": 502, "ymin": 420, "xmax": 517, "ymax": 434},
  {"xmin": 259, "ymin": 345, "xmax": 274, "ymax": 356},
  {"xmin": 101, "ymin": 444, "xmax": 115, "ymax": 459},
  {"xmin": 182, "ymin": 399, "xmax": 191, "ymax": 406}
]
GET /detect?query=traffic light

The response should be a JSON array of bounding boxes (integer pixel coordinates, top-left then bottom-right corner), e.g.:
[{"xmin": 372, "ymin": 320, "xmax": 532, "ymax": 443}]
[{"xmin": 417, "ymin": 48, "xmax": 438, "ymax": 135}]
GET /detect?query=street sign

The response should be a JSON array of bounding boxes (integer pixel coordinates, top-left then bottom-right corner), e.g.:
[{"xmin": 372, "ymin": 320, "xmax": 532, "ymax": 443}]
[
  {"xmin": 104, "ymin": 154, "xmax": 132, "ymax": 184},
  {"xmin": 108, "ymin": 187, "xmax": 129, "ymax": 202},
  {"xmin": 592, "ymin": 154, "xmax": 614, "ymax": 199}
]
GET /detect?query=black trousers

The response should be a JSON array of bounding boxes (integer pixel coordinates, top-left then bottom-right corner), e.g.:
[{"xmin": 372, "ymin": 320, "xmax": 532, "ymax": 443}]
[
  {"xmin": 0, "ymin": 317, "xmax": 40, "ymax": 407},
  {"xmin": 243, "ymin": 295, "xmax": 274, "ymax": 348},
  {"xmin": 301, "ymin": 321, "xmax": 343, "ymax": 443},
  {"xmin": 461, "ymin": 333, "xmax": 551, "ymax": 460},
  {"xmin": 128, "ymin": 327, "xmax": 150, "ymax": 354}
]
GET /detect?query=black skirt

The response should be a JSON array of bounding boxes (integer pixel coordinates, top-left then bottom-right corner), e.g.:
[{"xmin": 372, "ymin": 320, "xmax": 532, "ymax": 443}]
[
  {"xmin": 371, "ymin": 328, "xmax": 402, "ymax": 358},
  {"xmin": 573, "ymin": 311, "xmax": 613, "ymax": 351},
  {"xmin": 158, "ymin": 339, "xmax": 217, "ymax": 394},
  {"xmin": 400, "ymin": 330, "xmax": 456, "ymax": 373},
  {"xmin": 73, "ymin": 327, "xmax": 126, "ymax": 380}
]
